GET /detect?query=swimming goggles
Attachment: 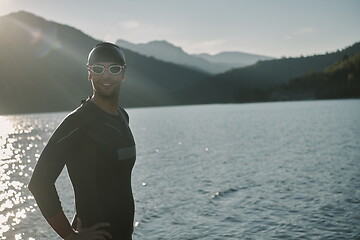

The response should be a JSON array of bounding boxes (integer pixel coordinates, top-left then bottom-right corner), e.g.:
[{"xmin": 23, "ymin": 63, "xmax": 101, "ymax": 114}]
[{"xmin": 87, "ymin": 64, "xmax": 126, "ymax": 75}]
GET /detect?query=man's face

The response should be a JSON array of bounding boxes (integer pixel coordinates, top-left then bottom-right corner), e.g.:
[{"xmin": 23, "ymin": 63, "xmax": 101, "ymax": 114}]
[{"xmin": 88, "ymin": 62, "xmax": 125, "ymax": 98}]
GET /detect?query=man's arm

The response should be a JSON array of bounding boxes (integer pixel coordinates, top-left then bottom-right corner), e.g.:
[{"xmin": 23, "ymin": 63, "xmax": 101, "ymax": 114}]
[
  {"xmin": 46, "ymin": 210, "xmax": 76, "ymax": 239},
  {"xmin": 44, "ymin": 210, "xmax": 113, "ymax": 240},
  {"xmin": 28, "ymin": 117, "xmax": 79, "ymax": 238},
  {"xmin": 29, "ymin": 116, "xmax": 113, "ymax": 239}
]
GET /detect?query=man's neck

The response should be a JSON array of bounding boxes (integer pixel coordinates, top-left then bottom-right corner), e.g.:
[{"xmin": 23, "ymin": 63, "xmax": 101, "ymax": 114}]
[{"xmin": 90, "ymin": 95, "xmax": 119, "ymax": 115}]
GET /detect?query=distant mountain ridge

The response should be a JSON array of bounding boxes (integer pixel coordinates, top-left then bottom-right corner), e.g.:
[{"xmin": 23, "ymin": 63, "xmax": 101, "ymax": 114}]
[
  {"xmin": 177, "ymin": 41, "xmax": 360, "ymax": 104},
  {"xmin": 196, "ymin": 51, "xmax": 273, "ymax": 67},
  {"xmin": 116, "ymin": 39, "xmax": 273, "ymax": 74}
]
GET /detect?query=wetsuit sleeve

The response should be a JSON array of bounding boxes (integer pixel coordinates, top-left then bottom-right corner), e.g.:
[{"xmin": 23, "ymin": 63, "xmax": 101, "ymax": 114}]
[
  {"xmin": 29, "ymin": 116, "xmax": 81, "ymax": 219},
  {"xmin": 46, "ymin": 210, "xmax": 76, "ymax": 238}
]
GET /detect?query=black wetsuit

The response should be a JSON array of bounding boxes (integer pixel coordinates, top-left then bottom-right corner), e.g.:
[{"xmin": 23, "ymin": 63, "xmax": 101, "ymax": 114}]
[{"xmin": 29, "ymin": 100, "xmax": 136, "ymax": 239}]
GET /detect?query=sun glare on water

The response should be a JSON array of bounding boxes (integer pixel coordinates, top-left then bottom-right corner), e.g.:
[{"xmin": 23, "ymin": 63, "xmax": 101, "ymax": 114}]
[
  {"xmin": 0, "ymin": 116, "xmax": 37, "ymax": 238},
  {"xmin": 0, "ymin": 117, "xmax": 15, "ymax": 139},
  {"xmin": 0, "ymin": 117, "xmax": 16, "ymax": 160}
]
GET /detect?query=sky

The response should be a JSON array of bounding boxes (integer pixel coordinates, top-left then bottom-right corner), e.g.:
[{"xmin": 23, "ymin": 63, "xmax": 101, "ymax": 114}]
[{"xmin": 1, "ymin": 0, "xmax": 359, "ymax": 58}]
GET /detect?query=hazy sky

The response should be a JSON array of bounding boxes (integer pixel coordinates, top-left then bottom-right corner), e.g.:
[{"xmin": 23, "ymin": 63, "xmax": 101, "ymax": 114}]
[{"xmin": 1, "ymin": 0, "xmax": 359, "ymax": 57}]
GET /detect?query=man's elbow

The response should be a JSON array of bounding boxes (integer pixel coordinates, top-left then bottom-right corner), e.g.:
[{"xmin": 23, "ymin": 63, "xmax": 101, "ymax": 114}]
[
  {"xmin": 28, "ymin": 174, "xmax": 41, "ymax": 197},
  {"xmin": 28, "ymin": 178, "xmax": 35, "ymax": 195}
]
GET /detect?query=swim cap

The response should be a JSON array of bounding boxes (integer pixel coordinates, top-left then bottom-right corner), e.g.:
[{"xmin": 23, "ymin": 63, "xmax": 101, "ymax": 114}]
[{"xmin": 87, "ymin": 42, "xmax": 126, "ymax": 66}]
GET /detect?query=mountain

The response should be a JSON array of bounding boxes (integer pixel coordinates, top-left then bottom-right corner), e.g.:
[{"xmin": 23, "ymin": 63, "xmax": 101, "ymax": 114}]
[
  {"xmin": 195, "ymin": 51, "xmax": 273, "ymax": 68},
  {"xmin": 0, "ymin": 11, "xmax": 358, "ymax": 115},
  {"xmin": 177, "ymin": 42, "xmax": 360, "ymax": 104},
  {"xmin": 274, "ymin": 52, "xmax": 360, "ymax": 100},
  {"xmin": 0, "ymin": 11, "xmax": 209, "ymax": 114},
  {"xmin": 116, "ymin": 39, "xmax": 273, "ymax": 74},
  {"xmin": 116, "ymin": 39, "xmax": 228, "ymax": 74}
]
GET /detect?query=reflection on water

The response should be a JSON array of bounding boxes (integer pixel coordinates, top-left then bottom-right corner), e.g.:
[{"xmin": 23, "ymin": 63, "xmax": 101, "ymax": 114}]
[
  {"xmin": 0, "ymin": 116, "xmax": 32, "ymax": 239},
  {"xmin": 0, "ymin": 114, "xmax": 59, "ymax": 240}
]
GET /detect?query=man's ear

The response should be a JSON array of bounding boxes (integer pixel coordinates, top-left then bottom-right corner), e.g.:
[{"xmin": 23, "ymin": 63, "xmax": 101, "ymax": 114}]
[
  {"xmin": 121, "ymin": 70, "xmax": 126, "ymax": 81},
  {"xmin": 87, "ymin": 70, "xmax": 91, "ymax": 81}
]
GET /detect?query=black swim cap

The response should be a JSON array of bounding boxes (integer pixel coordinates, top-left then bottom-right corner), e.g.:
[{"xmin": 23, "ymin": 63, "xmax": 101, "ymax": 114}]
[{"xmin": 87, "ymin": 42, "xmax": 126, "ymax": 66}]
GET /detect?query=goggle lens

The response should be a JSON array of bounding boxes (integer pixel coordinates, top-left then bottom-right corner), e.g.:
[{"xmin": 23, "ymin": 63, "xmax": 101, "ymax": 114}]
[
  {"xmin": 109, "ymin": 65, "xmax": 121, "ymax": 74},
  {"xmin": 92, "ymin": 65, "xmax": 105, "ymax": 74}
]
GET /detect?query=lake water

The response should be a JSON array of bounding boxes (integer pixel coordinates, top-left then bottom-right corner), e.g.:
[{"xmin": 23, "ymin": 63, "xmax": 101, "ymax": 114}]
[{"xmin": 0, "ymin": 100, "xmax": 360, "ymax": 240}]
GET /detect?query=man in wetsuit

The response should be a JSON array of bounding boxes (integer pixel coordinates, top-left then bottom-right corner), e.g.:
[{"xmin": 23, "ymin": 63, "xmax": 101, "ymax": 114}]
[{"xmin": 29, "ymin": 42, "xmax": 136, "ymax": 240}]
